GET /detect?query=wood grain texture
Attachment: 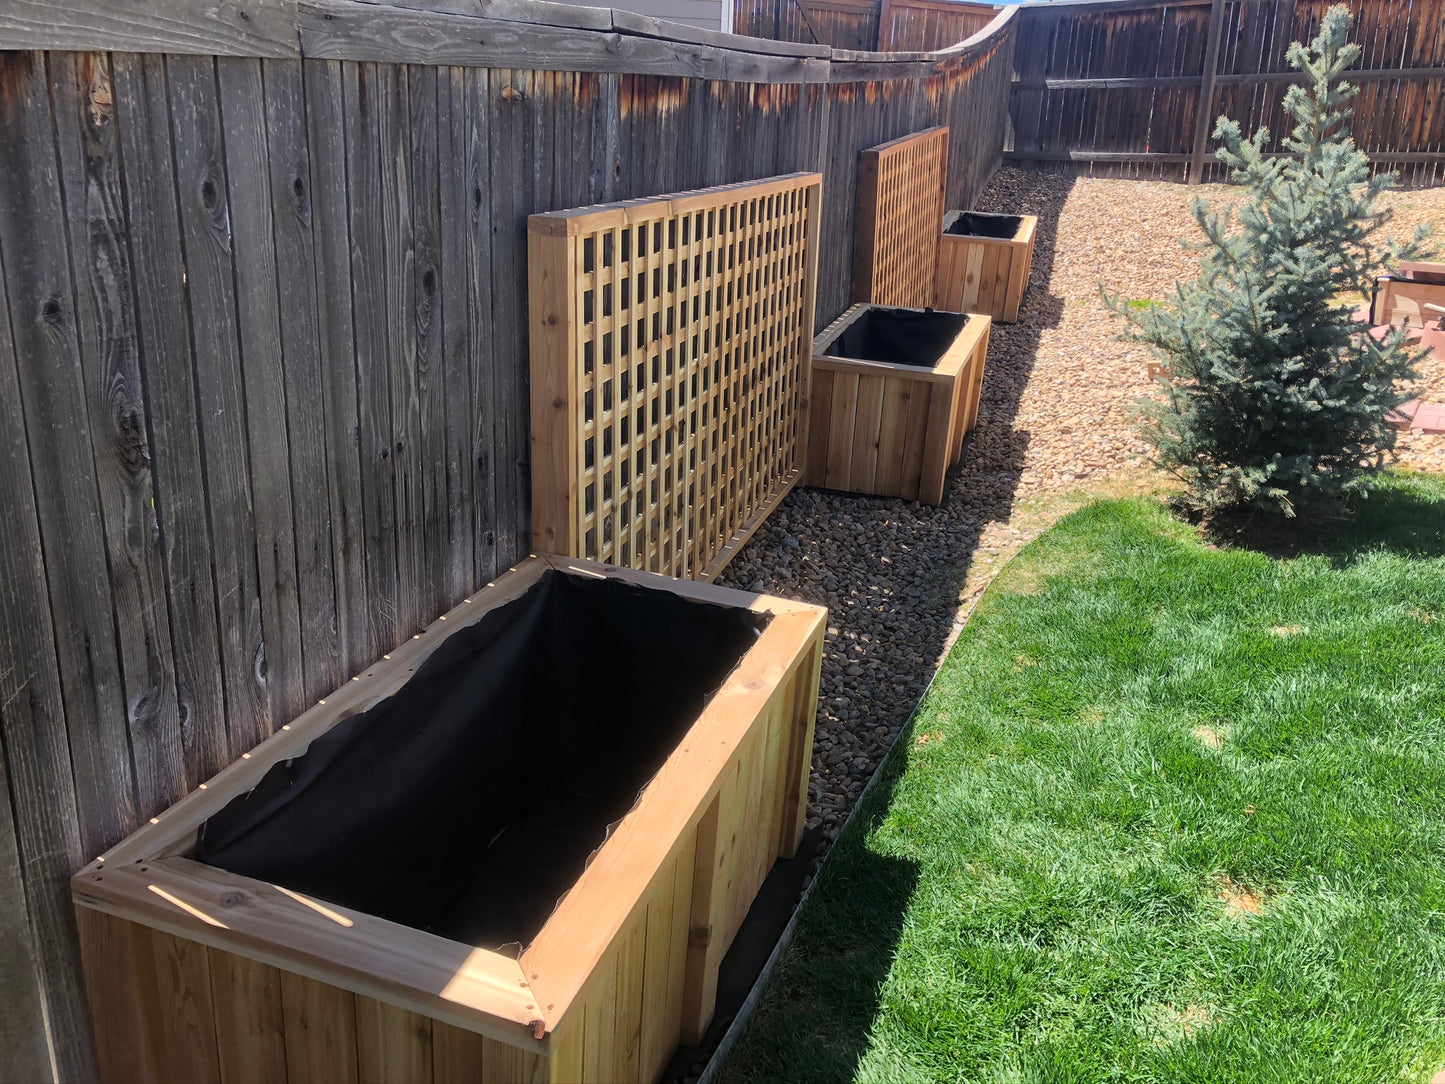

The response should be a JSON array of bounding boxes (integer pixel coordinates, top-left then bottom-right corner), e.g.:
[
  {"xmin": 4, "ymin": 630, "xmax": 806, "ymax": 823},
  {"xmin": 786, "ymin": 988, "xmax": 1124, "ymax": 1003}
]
[
  {"xmin": 0, "ymin": 0, "xmax": 301, "ymax": 57},
  {"xmin": 527, "ymin": 173, "xmax": 821, "ymax": 581},
  {"xmin": 0, "ymin": 52, "xmax": 112, "ymax": 1083},
  {"xmin": 807, "ymin": 304, "xmax": 990, "ymax": 503},
  {"xmin": 853, "ymin": 126, "xmax": 948, "ymax": 307},
  {"xmin": 934, "ymin": 212, "xmax": 1037, "ymax": 322},
  {"xmin": 298, "ymin": 0, "xmax": 824, "ymax": 82},
  {"xmin": 167, "ymin": 52, "xmax": 271, "ymax": 776},
  {"xmin": 218, "ymin": 56, "xmax": 309, "ymax": 738}
]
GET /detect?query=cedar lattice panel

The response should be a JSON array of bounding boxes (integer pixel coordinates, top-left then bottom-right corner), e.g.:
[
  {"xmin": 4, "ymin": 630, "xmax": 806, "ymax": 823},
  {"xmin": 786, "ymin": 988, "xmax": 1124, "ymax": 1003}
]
[
  {"xmin": 853, "ymin": 126, "xmax": 949, "ymax": 309},
  {"xmin": 530, "ymin": 174, "xmax": 822, "ymax": 581}
]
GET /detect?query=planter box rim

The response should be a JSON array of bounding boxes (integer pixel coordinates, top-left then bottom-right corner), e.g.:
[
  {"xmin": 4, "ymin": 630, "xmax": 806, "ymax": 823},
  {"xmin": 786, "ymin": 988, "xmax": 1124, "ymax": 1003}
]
[
  {"xmin": 814, "ymin": 302, "xmax": 989, "ymax": 378},
  {"xmin": 941, "ymin": 208, "xmax": 1038, "ymax": 245},
  {"xmin": 73, "ymin": 554, "xmax": 825, "ymax": 1049}
]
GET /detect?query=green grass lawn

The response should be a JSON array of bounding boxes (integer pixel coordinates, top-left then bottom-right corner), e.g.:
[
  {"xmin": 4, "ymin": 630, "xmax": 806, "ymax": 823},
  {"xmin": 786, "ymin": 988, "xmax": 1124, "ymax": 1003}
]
[{"xmin": 723, "ymin": 474, "xmax": 1445, "ymax": 1084}]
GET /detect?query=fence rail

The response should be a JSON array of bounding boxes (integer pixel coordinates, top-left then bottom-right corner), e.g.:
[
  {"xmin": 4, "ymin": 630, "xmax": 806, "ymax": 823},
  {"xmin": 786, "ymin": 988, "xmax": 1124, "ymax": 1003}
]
[
  {"xmin": 0, "ymin": 2, "xmax": 1014, "ymax": 1079},
  {"xmin": 732, "ymin": 0, "xmax": 997, "ymax": 52},
  {"xmin": 1007, "ymin": 0, "xmax": 1445, "ymax": 186}
]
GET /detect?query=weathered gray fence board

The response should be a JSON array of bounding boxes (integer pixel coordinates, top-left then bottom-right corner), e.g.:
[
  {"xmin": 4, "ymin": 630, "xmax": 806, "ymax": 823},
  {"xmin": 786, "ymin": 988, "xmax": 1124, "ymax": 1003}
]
[
  {"xmin": 168, "ymin": 53, "xmax": 274, "ymax": 772},
  {"xmin": 0, "ymin": 0, "xmax": 301, "ymax": 57},
  {"xmin": 263, "ymin": 57, "xmax": 346, "ymax": 698},
  {"xmin": 0, "ymin": 743, "xmax": 50, "ymax": 1084},
  {"xmin": 108, "ymin": 51, "xmax": 231, "ymax": 812},
  {"xmin": 345, "ymin": 60, "xmax": 404, "ymax": 660},
  {"xmin": 378, "ymin": 63, "xmax": 426, "ymax": 638},
  {"xmin": 463, "ymin": 65, "xmax": 502, "ymax": 585},
  {"xmin": 48, "ymin": 52, "xmax": 181, "ymax": 837},
  {"xmin": 408, "ymin": 63, "xmax": 452, "ymax": 623},
  {"xmin": 0, "ymin": 53, "xmax": 103, "ymax": 1084},
  {"xmin": 298, "ymin": 0, "xmax": 825, "ymax": 81},
  {"xmin": 219, "ymin": 56, "xmax": 311, "ymax": 732},
  {"xmin": 303, "ymin": 58, "xmax": 371, "ymax": 680},
  {"xmin": 0, "ymin": 210, "xmax": 77, "ymax": 1084},
  {"xmin": 486, "ymin": 67, "xmax": 531, "ymax": 568},
  {"xmin": 436, "ymin": 66, "xmax": 479, "ymax": 598}
]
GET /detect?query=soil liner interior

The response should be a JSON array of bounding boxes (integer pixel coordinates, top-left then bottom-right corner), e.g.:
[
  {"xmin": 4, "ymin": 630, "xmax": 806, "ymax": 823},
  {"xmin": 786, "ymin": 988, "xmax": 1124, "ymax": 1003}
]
[
  {"xmin": 823, "ymin": 306, "xmax": 970, "ymax": 368},
  {"xmin": 196, "ymin": 570, "xmax": 770, "ymax": 949},
  {"xmin": 946, "ymin": 211, "xmax": 1024, "ymax": 239}
]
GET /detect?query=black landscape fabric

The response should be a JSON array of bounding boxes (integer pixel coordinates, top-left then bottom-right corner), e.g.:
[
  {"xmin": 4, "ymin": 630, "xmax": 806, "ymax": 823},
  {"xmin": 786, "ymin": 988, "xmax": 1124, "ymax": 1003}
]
[
  {"xmin": 829, "ymin": 306, "xmax": 970, "ymax": 368},
  {"xmin": 196, "ymin": 570, "xmax": 769, "ymax": 949},
  {"xmin": 946, "ymin": 211, "xmax": 1023, "ymax": 239}
]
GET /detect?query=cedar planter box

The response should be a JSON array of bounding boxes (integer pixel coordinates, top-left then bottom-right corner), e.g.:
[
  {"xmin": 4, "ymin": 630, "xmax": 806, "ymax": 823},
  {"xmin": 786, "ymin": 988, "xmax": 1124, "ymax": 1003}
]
[
  {"xmin": 1372, "ymin": 261, "xmax": 1445, "ymax": 328},
  {"xmin": 806, "ymin": 304, "xmax": 991, "ymax": 505},
  {"xmin": 933, "ymin": 210, "xmax": 1037, "ymax": 323},
  {"xmin": 72, "ymin": 556, "xmax": 825, "ymax": 1084}
]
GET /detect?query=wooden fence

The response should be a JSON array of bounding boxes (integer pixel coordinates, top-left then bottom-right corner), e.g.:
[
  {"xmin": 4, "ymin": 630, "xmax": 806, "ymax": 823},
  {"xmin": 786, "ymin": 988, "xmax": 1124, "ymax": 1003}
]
[
  {"xmin": 0, "ymin": 2, "xmax": 1014, "ymax": 1079},
  {"xmin": 732, "ymin": 0, "xmax": 997, "ymax": 52},
  {"xmin": 1007, "ymin": 0, "xmax": 1445, "ymax": 186}
]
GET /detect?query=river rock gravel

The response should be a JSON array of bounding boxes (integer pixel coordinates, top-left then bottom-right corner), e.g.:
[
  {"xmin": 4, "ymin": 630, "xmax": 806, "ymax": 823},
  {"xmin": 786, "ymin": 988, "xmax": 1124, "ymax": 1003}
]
[{"xmin": 716, "ymin": 166, "xmax": 1445, "ymax": 852}]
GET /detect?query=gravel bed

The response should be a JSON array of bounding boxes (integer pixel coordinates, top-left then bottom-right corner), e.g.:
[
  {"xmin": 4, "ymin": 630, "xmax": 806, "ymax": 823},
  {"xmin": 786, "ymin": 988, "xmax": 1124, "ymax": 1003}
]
[{"xmin": 716, "ymin": 166, "xmax": 1445, "ymax": 852}]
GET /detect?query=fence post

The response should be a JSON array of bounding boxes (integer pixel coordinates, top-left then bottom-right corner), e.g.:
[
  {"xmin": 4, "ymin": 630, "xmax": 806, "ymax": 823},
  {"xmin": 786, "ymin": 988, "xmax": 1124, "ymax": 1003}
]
[
  {"xmin": 875, "ymin": 0, "xmax": 892, "ymax": 50},
  {"xmin": 1188, "ymin": 0, "xmax": 1227, "ymax": 184}
]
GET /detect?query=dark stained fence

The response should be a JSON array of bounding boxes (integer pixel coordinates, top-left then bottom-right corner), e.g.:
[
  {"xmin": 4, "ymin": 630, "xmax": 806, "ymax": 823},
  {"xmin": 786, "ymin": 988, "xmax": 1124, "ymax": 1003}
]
[
  {"xmin": 1007, "ymin": 0, "xmax": 1445, "ymax": 186},
  {"xmin": 0, "ymin": 3, "xmax": 1015, "ymax": 1079},
  {"xmin": 734, "ymin": 0, "xmax": 881, "ymax": 48},
  {"xmin": 879, "ymin": 0, "xmax": 999, "ymax": 52},
  {"xmin": 733, "ymin": 0, "xmax": 995, "ymax": 51}
]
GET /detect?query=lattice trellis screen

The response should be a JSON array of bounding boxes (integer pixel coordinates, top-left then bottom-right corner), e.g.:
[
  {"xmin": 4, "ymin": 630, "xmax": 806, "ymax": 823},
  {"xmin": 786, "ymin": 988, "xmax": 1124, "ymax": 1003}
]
[
  {"xmin": 852, "ymin": 126, "xmax": 949, "ymax": 308},
  {"xmin": 529, "ymin": 173, "xmax": 822, "ymax": 581}
]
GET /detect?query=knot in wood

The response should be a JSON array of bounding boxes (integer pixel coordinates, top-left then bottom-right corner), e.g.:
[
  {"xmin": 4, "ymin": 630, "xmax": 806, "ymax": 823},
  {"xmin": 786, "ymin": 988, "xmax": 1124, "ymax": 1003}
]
[{"xmin": 219, "ymin": 891, "xmax": 245, "ymax": 908}]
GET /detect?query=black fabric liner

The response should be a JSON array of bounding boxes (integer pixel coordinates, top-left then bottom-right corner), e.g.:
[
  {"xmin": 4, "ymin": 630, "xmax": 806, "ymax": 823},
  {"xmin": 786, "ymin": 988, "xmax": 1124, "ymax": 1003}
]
[
  {"xmin": 823, "ymin": 306, "xmax": 970, "ymax": 369},
  {"xmin": 945, "ymin": 211, "xmax": 1024, "ymax": 240},
  {"xmin": 196, "ymin": 570, "xmax": 771, "ymax": 949}
]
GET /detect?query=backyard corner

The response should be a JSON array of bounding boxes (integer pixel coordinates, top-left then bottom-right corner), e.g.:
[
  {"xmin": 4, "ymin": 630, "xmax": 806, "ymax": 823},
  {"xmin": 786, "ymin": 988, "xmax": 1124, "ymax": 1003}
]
[{"xmin": 713, "ymin": 165, "xmax": 1445, "ymax": 1081}]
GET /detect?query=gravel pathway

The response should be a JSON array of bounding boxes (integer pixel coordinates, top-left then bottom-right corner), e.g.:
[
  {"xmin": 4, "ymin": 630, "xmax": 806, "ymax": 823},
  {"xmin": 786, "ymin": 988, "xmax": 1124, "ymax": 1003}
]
[{"xmin": 715, "ymin": 166, "xmax": 1445, "ymax": 851}]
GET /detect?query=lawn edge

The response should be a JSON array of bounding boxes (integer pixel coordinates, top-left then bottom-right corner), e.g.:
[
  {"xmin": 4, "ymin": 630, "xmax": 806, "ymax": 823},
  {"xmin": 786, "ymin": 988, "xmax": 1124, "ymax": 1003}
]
[{"xmin": 697, "ymin": 524, "xmax": 1041, "ymax": 1084}]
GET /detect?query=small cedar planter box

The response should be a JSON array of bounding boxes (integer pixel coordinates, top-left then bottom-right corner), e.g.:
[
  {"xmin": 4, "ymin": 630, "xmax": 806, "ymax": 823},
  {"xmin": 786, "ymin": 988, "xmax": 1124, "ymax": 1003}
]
[
  {"xmin": 806, "ymin": 304, "xmax": 991, "ymax": 505},
  {"xmin": 933, "ymin": 210, "xmax": 1038, "ymax": 323},
  {"xmin": 72, "ymin": 556, "xmax": 825, "ymax": 1084},
  {"xmin": 1371, "ymin": 261, "xmax": 1445, "ymax": 328}
]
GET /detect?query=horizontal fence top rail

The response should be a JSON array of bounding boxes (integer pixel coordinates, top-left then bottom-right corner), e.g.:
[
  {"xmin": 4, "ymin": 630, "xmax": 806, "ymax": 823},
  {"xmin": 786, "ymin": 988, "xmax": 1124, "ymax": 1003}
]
[{"xmin": 0, "ymin": 0, "xmax": 1015, "ymax": 79}]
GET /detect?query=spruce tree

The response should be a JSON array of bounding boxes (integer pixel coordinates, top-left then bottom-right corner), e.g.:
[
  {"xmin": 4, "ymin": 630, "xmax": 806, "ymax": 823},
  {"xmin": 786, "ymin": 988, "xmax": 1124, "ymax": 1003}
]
[{"xmin": 1111, "ymin": 5, "xmax": 1430, "ymax": 519}]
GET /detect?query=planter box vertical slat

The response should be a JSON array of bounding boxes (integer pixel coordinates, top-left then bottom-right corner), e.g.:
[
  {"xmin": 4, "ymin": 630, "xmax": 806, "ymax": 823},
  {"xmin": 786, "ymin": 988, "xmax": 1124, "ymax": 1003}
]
[
  {"xmin": 934, "ymin": 210, "xmax": 1038, "ymax": 323},
  {"xmin": 73, "ymin": 556, "xmax": 825, "ymax": 1084},
  {"xmin": 806, "ymin": 305, "xmax": 991, "ymax": 505},
  {"xmin": 853, "ymin": 126, "xmax": 950, "ymax": 308},
  {"xmin": 530, "ymin": 173, "xmax": 822, "ymax": 583}
]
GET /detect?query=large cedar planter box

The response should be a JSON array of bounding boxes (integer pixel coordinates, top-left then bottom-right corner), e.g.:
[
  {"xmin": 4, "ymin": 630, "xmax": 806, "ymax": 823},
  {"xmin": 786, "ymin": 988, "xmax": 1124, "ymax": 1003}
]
[
  {"xmin": 933, "ymin": 210, "xmax": 1038, "ymax": 323},
  {"xmin": 72, "ymin": 556, "xmax": 825, "ymax": 1084},
  {"xmin": 806, "ymin": 304, "xmax": 991, "ymax": 505}
]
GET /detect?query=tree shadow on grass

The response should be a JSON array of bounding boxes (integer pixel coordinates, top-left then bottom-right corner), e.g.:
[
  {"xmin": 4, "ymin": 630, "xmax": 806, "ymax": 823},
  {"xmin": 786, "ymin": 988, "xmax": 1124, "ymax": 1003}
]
[{"xmin": 1202, "ymin": 475, "xmax": 1445, "ymax": 563}]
